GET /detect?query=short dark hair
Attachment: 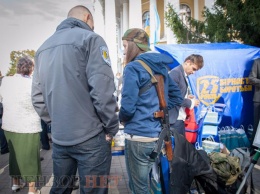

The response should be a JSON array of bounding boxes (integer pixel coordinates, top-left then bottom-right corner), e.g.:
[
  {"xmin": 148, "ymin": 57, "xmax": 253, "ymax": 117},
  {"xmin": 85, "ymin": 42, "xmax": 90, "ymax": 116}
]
[
  {"xmin": 16, "ymin": 56, "xmax": 34, "ymax": 76},
  {"xmin": 67, "ymin": 5, "xmax": 93, "ymax": 18},
  {"xmin": 184, "ymin": 54, "xmax": 204, "ymax": 69}
]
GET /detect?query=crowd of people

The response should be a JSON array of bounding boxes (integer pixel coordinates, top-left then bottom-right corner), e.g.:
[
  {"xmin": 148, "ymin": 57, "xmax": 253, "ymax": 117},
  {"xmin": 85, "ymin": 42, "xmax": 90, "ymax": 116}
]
[{"xmin": 0, "ymin": 4, "xmax": 259, "ymax": 194}]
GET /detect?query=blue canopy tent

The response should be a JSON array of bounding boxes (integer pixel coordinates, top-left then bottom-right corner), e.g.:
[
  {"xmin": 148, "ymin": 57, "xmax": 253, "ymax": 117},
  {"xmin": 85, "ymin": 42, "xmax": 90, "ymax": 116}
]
[{"xmin": 155, "ymin": 42, "xmax": 260, "ymax": 128}]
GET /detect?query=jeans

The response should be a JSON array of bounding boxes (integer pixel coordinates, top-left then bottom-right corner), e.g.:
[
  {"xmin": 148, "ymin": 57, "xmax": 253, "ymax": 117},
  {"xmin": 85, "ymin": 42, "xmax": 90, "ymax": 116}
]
[
  {"xmin": 125, "ymin": 139, "xmax": 156, "ymax": 194},
  {"xmin": 170, "ymin": 120, "xmax": 185, "ymax": 136},
  {"xmin": 50, "ymin": 131, "xmax": 111, "ymax": 194}
]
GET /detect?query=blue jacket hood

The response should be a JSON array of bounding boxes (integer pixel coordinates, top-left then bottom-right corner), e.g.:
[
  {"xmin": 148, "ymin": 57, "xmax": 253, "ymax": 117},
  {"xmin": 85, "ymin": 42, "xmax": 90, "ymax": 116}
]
[{"xmin": 135, "ymin": 52, "xmax": 173, "ymax": 76}]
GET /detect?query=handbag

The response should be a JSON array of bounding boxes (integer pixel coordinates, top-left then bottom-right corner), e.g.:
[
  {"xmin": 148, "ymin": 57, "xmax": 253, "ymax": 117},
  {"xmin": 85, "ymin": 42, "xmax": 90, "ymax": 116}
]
[
  {"xmin": 202, "ymin": 136, "xmax": 221, "ymax": 154},
  {"xmin": 204, "ymin": 111, "xmax": 219, "ymax": 124},
  {"xmin": 236, "ymin": 125, "xmax": 250, "ymax": 148},
  {"xmin": 228, "ymin": 127, "xmax": 240, "ymax": 150},
  {"xmin": 219, "ymin": 126, "xmax": 250, "ymax": 150},
  {"xmin": 219, "ymin": 126, "xmax": 239, "ymax": 150},
  {"xmin": 185, "ymin": 108, "xmax": 199, "ymax": 143},
  {"xmin": 219, "ymin": 127, "xmax": 227, "ymax": 146}
]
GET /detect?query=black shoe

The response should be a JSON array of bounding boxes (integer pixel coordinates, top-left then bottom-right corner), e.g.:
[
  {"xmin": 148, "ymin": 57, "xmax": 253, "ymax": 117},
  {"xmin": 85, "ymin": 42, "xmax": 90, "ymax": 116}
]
[
  {"xmin": 42, "ymin": 146, "xmax": 50, "ymax": 150},
  {"xmin": 40, "ymin": 157, "xmax": 44, "ymax": 161},
  {"xmin": 1, "ymin": 148, "xmax": 9, "ymax": 155}
]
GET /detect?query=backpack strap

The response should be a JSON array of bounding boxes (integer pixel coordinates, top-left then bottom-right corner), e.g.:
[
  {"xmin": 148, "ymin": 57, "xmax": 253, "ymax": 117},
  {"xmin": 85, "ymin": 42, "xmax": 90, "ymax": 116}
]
[
  {"xmin": 138, "ymin": 82, "xmax": 153, "ymax": 96},
  {"xmin": 136, "ymin": 60, "xmax": 158, "ymax": 96},
  {"xmin": 137, "ymin": 60, "xmax": 158, "ymax": 84}
]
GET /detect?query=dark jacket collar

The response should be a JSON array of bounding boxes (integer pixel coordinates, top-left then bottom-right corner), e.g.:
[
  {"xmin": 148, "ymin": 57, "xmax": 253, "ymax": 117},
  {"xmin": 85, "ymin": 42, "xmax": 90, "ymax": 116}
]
[
  {"xmin": 179, "ymin": 65, "xmax": 188, "ymax": 85},
  {"xmin": 56, "ymin": 17, "xmax": 93, "ymax": 32}
]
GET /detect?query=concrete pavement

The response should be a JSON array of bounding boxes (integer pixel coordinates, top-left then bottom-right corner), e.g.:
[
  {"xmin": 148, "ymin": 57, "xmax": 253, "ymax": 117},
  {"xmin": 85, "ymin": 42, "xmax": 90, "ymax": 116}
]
[{"xmin": 0, "ymin": 145, "xmax": 260, "ymax": 194}]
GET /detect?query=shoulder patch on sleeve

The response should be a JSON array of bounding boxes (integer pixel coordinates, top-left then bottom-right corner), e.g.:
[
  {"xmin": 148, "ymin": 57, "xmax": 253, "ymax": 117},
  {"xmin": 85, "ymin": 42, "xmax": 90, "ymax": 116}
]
[{"xmin": 100, "ymin": 46, "xmax": 111, "ymax": 66}]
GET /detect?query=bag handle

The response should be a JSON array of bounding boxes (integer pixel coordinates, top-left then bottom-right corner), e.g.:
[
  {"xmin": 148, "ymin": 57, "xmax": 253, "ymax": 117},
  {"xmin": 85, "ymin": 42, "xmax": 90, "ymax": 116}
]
[
  {"xmin": 206, "ymin": 135, "xmax": 216, "ymax": 142},
  {"xmin": 236, "ymin": 125, "xmax": 246, "ymax": 134},
  {"xmin": 195, "ymin": 142, "xmax": 203, "ymax": 150},
  {"xmin": 248, "ymin": 124, "xmax": 253, "ymax": 130},
  {"xmin": 136, "ymin": 60, "xmax": 158, "ymax": 84}
]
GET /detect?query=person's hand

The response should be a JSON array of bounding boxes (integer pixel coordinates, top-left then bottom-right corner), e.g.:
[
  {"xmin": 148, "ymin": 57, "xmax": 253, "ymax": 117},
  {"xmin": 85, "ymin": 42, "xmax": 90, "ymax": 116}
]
[
  {"xmin": 194, "ymin": 99, "xmax": 200, "ymax": 107},
  {"xmin": 115, "ymin": 105, "xmax": 119, "ymax": 112},
  {"xmin": 188, "ymin": 94, "xmax": 194, "ymax": 99},
  {"xmin": 106, "ymin": 134, "xmax": 113, "ymax": 142}
]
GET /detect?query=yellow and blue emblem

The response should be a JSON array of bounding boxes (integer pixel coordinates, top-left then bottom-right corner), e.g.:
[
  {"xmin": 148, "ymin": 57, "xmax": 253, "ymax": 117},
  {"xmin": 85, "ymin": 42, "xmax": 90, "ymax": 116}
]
[{"xmin": 100, "ymin": 46, "xmax": 111, "ymax": 66}]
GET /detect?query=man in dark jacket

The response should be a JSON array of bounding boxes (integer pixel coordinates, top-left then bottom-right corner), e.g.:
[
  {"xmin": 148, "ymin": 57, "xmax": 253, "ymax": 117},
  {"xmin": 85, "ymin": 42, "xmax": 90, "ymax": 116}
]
[
  {"xmin": 119, "ymin": 28, "xmax": 183, "ymax": 194},
  {"xmin": 32, "ymin": 5, "xmax": 119, "ymax": 194},
  {"xmin": 248, "ymin": 58, "xmax": 260, "ymax": 148},
  {"xmin": 170, "ymin": 131, "xmax": 213, "ymax": 194},
  {"xmin": 169, "ymin": 54, "xmax": 204, "ymax": 135}
]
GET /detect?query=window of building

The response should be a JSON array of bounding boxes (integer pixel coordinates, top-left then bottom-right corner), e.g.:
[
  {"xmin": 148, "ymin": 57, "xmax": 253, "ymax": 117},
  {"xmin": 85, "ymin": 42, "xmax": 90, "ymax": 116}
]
[
  {"xmin": 142, "ymin": 11, "xmax": 150, "ymax": 29},
  {"xmin": 179, "ymin": 4, "xmax": 191, "ymax": 26}
]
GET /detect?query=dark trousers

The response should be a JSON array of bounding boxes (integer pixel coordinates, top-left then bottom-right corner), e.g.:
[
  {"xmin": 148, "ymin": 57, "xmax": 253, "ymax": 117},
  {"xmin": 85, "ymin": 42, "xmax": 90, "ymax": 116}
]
[
  {"xmin": 0, "ymin": 125, "xmax": 8, "ymax": 154},
  {"xmin": 40, "ymin": 120, "xmax": 50, "ymax": 150},
  {"xmin": 50, "ymin": 132, "xmax": 111, "ymax": 194},
  {"xmin": 252, "ymin": 102, "xmax": 260, "ymax": 146},
  {"xmin": 170, "ymin": 120, "xmax": 185, "ymax": 136}
]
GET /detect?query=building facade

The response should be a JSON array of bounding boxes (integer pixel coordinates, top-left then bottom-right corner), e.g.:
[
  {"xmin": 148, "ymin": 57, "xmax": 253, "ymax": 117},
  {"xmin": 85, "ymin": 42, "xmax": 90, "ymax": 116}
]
[{"xmin": 92, "ymin": 0, "xmax": 214, "ymax": 74}]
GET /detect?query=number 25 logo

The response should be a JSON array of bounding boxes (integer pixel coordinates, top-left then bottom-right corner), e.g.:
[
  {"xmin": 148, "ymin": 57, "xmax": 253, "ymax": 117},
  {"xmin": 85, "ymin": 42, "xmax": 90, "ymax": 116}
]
[{"xmin": 197, "ymin": 76, "xmax": 221, "ymax": 106}]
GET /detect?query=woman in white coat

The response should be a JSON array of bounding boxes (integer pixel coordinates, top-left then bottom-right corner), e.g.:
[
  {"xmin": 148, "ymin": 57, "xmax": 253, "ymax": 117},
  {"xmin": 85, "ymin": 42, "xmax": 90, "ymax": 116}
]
[{"xmin": 0, "ymin": 56, "xmax": 41, "ymax": 194}]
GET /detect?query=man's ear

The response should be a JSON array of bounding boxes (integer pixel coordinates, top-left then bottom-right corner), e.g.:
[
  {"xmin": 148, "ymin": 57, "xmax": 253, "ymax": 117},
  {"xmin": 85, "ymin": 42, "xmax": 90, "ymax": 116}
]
[
  {"xmin": 186, "ymin": 59, "xmax": 192, "ymax": 65},
  {"xmin": 86, "ymin": 13, "xmax": 92, "ymax": 22},
  {"xmin": 83, "ymin": 13, "xmax": 89, "ymax": 23}
]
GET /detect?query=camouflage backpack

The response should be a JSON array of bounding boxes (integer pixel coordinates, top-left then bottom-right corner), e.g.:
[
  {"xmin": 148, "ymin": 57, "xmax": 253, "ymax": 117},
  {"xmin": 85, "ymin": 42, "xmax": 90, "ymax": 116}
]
[{"xmin": 209, "ymin": 152, "xmax": 242, "ymax": 185}]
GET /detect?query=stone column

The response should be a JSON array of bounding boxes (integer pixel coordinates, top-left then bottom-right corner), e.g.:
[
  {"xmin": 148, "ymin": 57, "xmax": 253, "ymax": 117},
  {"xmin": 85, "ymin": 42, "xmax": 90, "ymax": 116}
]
[
  {"xmin": 194, "ymin": 0, "xmax": 199, "ymax": 20},
  {"xmin": 122, "ymin": 0, "xmax": 129, "ymax": 34},
  {"xmin": 129, "ymin": 0, "xmax": 142, "ymax": 28},
  {"xmin": 105, "ymin": 0, "xmax": 117, "ymax": 74},
  {"xmin": 149, "ymin": 0, "xmax": 157, "ymax": 49},
  {"xmin": 119, "ymin": 10, "xmax": 124, "ymax": 72},
  {"xmin": 165, "ymin": 0, "xmax": 179, "ymax": 44},
  {"xmin": 93, "ymin": 0, "xmax": 105, "ymax": 38}
]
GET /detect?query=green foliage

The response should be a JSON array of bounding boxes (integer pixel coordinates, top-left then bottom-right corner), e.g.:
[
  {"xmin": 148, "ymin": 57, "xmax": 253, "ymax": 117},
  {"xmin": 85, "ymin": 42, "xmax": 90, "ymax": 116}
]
[
  {"xmin": 6, "ymin": 50, "xmax": 35, "ymax": 76},
  {"xmin": 165, "ymin": 1, "xmax": 260, "ymax": 46},
  {"xmin": 165, "ymin": 4, "xmax": 207, "ymax": 44},
  {"xmin": 165, "ymin": 6, "xmax": 187, "ymax": 43}
]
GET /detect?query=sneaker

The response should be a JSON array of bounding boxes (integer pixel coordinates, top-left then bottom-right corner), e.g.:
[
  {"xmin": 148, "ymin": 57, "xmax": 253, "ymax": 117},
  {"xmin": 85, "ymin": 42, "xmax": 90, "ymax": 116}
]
[
  {"xmin": 12, "ymin": 182, "xmax": 26, "ymax": 192},
  {"xmin": 28, "ymin": 189, "xmax": 41, "ymax": 194}
]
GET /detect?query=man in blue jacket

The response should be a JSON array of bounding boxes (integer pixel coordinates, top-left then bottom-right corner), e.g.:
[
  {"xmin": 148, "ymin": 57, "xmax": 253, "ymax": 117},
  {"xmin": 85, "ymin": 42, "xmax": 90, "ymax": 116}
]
[
  {"xmin": 32, "ymin": 5, "xmax": 118, "ymax": 194},
  {"xmin": 119, "ymin": 28, "xmax": 183, "ymax": 194}
]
